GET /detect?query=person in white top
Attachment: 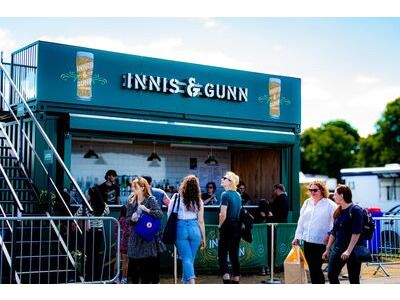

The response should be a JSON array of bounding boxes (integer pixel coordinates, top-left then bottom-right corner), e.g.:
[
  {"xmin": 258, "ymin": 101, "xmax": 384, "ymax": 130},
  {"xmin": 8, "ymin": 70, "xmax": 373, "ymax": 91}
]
[
  {"xmin": 292, "ymin": 180, "xmax": 337, "ymax": 284},
  {"xmin": 168, "ymin": 175, "xmax": 206, "ymax": 284}
]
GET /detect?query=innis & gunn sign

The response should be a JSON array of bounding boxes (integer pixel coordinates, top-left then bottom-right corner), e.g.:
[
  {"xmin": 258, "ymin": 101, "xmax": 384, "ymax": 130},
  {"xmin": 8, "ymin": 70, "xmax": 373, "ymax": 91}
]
[{"xmin": 122, "ymin": 73, "xmax": 248, "ymax": 102}]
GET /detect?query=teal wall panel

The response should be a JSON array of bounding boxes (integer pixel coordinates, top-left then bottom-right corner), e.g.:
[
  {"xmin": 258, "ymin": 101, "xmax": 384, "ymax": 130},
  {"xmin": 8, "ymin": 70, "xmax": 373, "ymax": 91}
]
[{"xmin": 35, "ymin": 41, "xmax": 301, "ymax": 127}]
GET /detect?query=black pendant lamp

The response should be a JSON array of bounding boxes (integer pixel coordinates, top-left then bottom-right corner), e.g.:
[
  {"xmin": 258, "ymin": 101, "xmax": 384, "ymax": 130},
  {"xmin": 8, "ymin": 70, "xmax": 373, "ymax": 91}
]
[
  {"xmin": 83, "ymin": 139, "xmax": 99, "ymax": 159},
  {"xmin": 147, "ymin": 141, "xmax": 161, "ymax": 162},
  {"xmin": 204, "ymin": 146, "xmax": 218, "ymax": 166},
  {"xmin": 84, "ymin": 148, "xmax": 99, "ymax": 159}
]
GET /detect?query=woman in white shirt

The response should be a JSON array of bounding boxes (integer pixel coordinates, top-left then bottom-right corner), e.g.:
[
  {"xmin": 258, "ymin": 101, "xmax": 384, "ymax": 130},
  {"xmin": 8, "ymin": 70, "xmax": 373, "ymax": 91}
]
[
  {"xmin": 168, "ymin": 175, "xmax": 206, "ymax": 284},
  {"xmin": 292, "ymin": 180, "xmax": 337, "ymax": 284}
]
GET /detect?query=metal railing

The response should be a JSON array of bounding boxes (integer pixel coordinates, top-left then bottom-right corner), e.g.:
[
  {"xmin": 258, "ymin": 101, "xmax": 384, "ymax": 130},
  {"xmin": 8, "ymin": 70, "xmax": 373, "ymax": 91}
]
[
  {"xmin": 0, "ymin": 61, "xmax": 93, "ymax": 215},
  {"xmin": 366, "ymin": 216, "xmax": 400, "ymax": 276},
  {"xmin": 0, "ymin": 216, "xmax": 120, "ymax": 284}
]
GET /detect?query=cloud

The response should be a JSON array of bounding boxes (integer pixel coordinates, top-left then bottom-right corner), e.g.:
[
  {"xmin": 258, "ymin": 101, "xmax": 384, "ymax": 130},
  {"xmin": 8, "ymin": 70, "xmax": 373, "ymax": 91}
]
[
  {"xmin": 38, "ymin": 34, "xmax": 253, "ymax": 70},
  {"xmin": 196, "ymin": 18, "xmax": 227, "ymax": 32},
  {"xmin": 355, "ymin": 75, "xmax": 380, "ymax": 84},
  {"xmin": 0, "ymin": 28, "xmax": 17, "ymax": 60},
  {"xmin": 301, "ymin": 77, "xmax": 400, "ymax": 137},
  {"xmin": 341, "ymin": 86, "xmax": 400, "ymax": 136}
]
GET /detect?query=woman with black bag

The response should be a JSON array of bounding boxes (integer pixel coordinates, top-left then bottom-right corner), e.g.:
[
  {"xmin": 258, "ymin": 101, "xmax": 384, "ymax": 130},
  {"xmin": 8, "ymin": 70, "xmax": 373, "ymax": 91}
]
[
  {"xmin": 322, "ymin": 184, "xmax": 364, "ymax": 284},
  {"xmin": 167, "ymin": 175, "xmax": 206, "ymax": 284},
  {"xmin": 218, "ymin": 171, "xmax": 242, "ymax": 284}
]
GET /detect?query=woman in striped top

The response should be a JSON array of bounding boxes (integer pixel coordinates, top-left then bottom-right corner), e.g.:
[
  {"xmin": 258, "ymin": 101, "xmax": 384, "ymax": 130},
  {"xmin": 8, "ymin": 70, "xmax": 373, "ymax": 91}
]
[{"xmin": 75, "ymin": 186, "xmax": 110, "ymax": 282}]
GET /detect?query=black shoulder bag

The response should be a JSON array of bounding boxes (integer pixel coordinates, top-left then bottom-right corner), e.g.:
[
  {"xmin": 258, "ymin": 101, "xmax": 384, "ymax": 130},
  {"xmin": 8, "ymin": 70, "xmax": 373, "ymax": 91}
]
[
  {"xmin": 239, "ymin": 202, "xmax": 254, "ymax": 243},
  {"xmin": 162, "ymin": 193, "xmax": 180, "ymax": 244}
]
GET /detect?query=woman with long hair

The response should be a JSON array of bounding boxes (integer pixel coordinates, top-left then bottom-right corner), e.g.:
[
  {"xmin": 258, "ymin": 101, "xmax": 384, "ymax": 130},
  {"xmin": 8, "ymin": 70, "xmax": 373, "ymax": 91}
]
[
  {"xmin": 168, "ymin": 175, "xmax": 206, "ymax": 284},
  {"xmin": 322, "ymin": 184, "xmax": 364, "ymax": 284},
  {"xmin": 292, "ymin": 180, "xmax": 337, "ymax": 284},
  {"xmin": 218, "ymin": 171, "xmax": 242, "ymax": 284},
  {"xmin": 127, "ymin": 177, "xmax": 163, "ymax": 284},
  {"xmin": 74, "ymin": 186, "xmax": 110, "ymax": 282}
]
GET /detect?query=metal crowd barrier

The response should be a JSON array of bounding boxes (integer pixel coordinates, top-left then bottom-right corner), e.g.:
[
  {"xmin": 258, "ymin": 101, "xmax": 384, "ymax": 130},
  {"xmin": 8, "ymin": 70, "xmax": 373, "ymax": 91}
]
[
  {"xmin": 0, "ymin": 216, "xmax": 120, "ymax": 284},
  {"xmin": 367, "ymin": 216, "xmax": 400, "ymax": 276}
]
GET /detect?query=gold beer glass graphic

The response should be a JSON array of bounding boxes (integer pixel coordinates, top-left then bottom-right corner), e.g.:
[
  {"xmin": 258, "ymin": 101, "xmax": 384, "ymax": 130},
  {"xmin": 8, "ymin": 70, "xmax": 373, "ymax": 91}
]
[
  {"xmin": 76, "ymin": 51, "xmax": 94, "ymax": 100},
  {"xmin": 269, "ymin": 78, "xmax": 281, "ymax": 118}
]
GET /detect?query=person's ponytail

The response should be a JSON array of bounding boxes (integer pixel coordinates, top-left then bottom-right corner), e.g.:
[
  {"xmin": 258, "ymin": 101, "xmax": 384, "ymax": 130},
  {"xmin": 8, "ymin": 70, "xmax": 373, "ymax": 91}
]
[{"xmin": 333, "ymin": 206, "xmax": 341, "ymax": 220}]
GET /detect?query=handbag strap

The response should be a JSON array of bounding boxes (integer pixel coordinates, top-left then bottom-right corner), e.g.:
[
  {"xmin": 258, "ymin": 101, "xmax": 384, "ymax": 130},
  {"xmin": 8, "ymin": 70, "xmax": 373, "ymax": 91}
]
[{"xmin": 171, "ymin": 193, "xmax": 180, "ymax": 213}]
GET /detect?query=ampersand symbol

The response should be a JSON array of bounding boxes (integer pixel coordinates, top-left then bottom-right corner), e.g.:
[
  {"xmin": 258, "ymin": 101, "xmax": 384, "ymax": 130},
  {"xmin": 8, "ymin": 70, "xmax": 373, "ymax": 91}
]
[{"xmin": 186, "ymin": 77, "xmax": 200, "ymax": 97}]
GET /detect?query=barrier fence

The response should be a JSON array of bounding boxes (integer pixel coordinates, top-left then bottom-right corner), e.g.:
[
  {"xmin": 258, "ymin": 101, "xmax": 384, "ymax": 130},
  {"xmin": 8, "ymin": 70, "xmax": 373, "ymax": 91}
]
[
  {"xmin": 367, "ymin": 216, "xmax": 400, "ymax": 276},
  {"xmin": 0, "ymin": 216, "xmax": 120, "ymax": 284},
  {"xmin": 2, "ymin": 215, "xmax": 399, "ymax": 284}
]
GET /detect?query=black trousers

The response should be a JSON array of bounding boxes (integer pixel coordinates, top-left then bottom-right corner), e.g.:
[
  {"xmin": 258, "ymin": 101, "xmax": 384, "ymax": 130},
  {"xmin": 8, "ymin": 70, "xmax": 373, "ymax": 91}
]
[
  {"xmin": 303, "ymin": 241, "xmax": 326, "ymax": 284},
  {"xmin": 328, "ymin": 247, "xmax": 361, "ymax": 284},
  {"xmin": 85, "ymin": 228, "xmax": 105, "ymax": 282},
  {"xmin": 128, "ymin": 256, "xmax": 160, "ymax": 284},
  {"xmin": 218, "ymin": 220, "xmax": 241, "ymax": 277}
]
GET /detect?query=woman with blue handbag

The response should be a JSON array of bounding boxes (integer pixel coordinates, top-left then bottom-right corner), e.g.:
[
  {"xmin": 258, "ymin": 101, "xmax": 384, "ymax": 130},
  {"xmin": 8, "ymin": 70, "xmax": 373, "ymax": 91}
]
[
  {"xmin": 168, "ymin": 175, "xmax": 206, "ymax": 284},
  {"xmin": 127, "ymin": 177, "xmax": 163, "ymax": 284}
]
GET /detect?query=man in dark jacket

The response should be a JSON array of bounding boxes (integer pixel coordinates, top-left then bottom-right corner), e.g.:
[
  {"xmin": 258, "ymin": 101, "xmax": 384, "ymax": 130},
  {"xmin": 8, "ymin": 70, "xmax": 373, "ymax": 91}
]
[{"xmin": 269, "ymin": 184, "xmax": 289, "ymax": 223}]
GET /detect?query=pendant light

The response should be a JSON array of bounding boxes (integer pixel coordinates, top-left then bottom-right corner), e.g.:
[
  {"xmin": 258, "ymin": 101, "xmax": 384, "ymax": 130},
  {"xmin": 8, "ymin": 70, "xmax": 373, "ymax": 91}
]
[
  {"xmin": 83, "ymin": 138, "xmax": 99, "ymax": 159},
  {"xmin": 147, "ymin": 141, "xmax": 161, "ymax": 162},
  {"xmin": 204, "ymin": 146, "xmax": 218, "ymax": 166}
]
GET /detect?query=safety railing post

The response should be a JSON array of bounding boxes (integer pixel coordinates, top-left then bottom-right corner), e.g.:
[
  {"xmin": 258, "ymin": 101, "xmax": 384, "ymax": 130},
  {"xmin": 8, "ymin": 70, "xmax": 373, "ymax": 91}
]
[
  {"xmin": 173, "ymin": 245, "xmax": 177, "ymax": 284},
  {"xmin": 263, "ymin": 223, "xmax": 281, "ymax": 284}
]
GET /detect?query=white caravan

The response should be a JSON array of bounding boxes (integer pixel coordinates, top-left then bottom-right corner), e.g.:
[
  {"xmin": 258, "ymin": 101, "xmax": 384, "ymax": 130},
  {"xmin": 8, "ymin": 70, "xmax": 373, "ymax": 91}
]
[{"xmin": 341, "ymin": 164, "xmax": 400, "ymax": 213}]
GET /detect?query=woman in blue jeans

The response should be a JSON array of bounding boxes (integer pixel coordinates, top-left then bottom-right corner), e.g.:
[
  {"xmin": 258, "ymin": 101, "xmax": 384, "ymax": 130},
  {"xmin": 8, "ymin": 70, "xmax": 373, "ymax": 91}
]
[
  {"xmin": 322, "ymin": 184, "xmax": 364, "ymax": 284},
  {"xmin": 168, "ymin": 175, "xmax": 206, "ymax": 284}
]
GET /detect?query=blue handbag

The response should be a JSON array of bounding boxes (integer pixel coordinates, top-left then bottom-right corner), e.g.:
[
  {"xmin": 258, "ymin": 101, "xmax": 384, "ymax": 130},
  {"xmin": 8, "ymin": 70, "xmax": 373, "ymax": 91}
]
[{"xmin": 135, "ymin": 212, "xmax": 161, "ymax": 242}]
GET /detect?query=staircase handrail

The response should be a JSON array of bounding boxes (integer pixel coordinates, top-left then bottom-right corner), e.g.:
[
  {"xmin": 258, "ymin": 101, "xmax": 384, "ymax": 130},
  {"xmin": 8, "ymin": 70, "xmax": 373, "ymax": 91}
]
[
  {"xmin": 0, "ymin": 122, "xmax": 83, "ymax": 235},
  {"xmin": 0, "ymin": 61, "xmax": 92, "ymax": 213}
]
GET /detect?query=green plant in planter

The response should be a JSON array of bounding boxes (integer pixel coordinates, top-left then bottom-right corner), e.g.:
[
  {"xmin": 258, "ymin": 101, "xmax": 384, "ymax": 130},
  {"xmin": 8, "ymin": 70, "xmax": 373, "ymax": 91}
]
[{"xmin": 38, "ymin": 190, "xmax": 57, "ymax": 211}]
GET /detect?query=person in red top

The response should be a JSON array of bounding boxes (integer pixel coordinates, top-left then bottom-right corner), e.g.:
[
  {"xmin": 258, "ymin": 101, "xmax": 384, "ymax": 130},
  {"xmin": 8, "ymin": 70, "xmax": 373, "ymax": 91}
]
[{"xmin": 114, "ymin": 205, "xmax": 131, "ymax": 284}]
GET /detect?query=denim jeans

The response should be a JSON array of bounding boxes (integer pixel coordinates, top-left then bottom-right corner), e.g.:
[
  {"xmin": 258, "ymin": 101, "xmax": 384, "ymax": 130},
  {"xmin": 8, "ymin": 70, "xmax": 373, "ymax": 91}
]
[
  {"xmin": 328, "ymin": 247, "xmax": 361, "ymax": 284},
  {"xmin": 175, "ymin": 219, "xmax": 201, "ymax": 283}
]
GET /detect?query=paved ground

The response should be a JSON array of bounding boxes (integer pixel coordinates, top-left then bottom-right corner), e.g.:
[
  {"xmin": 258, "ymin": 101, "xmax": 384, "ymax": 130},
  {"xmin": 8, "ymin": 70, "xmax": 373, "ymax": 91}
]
[{"xmin": 160, "ymin": 263, "xmax": 400, "ymax": 284}]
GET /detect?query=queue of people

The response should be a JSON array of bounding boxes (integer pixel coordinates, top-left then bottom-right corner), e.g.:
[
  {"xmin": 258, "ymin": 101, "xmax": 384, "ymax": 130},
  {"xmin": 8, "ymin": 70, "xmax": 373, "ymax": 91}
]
[{"xmin": 77, "ymin": 168, "xmax": 365, "ymax": 284}]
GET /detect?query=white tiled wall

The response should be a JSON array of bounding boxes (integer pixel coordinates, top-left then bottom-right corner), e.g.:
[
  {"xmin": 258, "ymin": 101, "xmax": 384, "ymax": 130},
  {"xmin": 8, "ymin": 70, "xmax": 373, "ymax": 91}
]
[{"xmin": 71, "ymin": 141, "xmax": 231, "ymax": 194}]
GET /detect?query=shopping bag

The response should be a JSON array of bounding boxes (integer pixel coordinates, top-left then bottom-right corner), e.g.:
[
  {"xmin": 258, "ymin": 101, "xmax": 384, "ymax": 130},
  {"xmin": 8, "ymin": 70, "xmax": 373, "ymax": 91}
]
[{"xmin": 284, "ymin": 245, "xmax": 308, "ymax": 284}]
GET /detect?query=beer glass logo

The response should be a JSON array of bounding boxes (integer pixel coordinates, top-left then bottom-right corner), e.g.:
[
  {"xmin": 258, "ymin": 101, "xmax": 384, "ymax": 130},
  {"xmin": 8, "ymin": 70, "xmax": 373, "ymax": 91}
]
[
  {"xmin": 76, "ymin": 51, "xmax": 94, "ymax": 100},
  {"xmin": 269, "ymin": 78, "xmax": 281, "ymax": 118}
]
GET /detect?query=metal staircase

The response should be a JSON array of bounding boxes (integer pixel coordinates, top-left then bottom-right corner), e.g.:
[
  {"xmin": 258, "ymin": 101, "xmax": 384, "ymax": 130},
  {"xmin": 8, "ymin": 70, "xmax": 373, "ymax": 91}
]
[{"xmin": 0, "ymin": 58, "xmax": 94, "ymax": 284}]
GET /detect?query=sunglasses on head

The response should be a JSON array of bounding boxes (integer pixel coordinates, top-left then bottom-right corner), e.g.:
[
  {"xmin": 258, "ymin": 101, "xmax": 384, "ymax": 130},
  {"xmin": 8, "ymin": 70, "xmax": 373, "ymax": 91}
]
[
  {"xmin": 222, "ymin": 177, "xmax": 232, "ymax": 182},
  {"xmin": 308, "ymin": 188, "xmax": 319, "ymax": 192}
]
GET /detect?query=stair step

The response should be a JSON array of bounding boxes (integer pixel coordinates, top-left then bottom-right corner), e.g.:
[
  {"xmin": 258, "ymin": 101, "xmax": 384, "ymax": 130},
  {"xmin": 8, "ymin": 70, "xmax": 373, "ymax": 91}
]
[
  {"xmin": 2, "ymin": 166, "xmax": 21, "ymax": 169},
  {"xmin": 0, "ymin": 156, "xmax": 17, "ymax": 159},
  {"xmin": 0, "ymin": 200, "xmax": 39, "ymax": 204},
  {"xmin": 0, "ymin": 177, "xmax": 29, "ymax": 180},
  {"xmin": 0, "ymin": 188, "xmax": 33, "ymax": 191}
]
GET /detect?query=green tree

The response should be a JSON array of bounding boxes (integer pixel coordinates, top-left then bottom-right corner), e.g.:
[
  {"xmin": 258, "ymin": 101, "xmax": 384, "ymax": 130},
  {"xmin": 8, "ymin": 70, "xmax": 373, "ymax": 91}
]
[
  {"xmin": 375, "ymin": 97, "xmax": 400, "ymax": 164},
  {"xmin": 356, "ymin": 134, "xmax": 381, "ymax": 167},
  {"xmin": 324, "ymin": 120, "xmax": 360, "ymax": 142},
  {"xmin": 356, "ymin": 97, "xmax": 400, "ymax": 166},
  {"xmin": 301, "ymin": 121, "xmax": 359, "ymax": 180}
]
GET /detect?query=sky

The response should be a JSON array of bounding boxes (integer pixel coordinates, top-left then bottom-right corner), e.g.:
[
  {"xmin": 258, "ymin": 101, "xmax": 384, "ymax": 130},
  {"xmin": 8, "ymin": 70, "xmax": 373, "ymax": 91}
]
[{"xmin": 1, "ymin": 16, "xmax": 400, "ymax": 137}]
